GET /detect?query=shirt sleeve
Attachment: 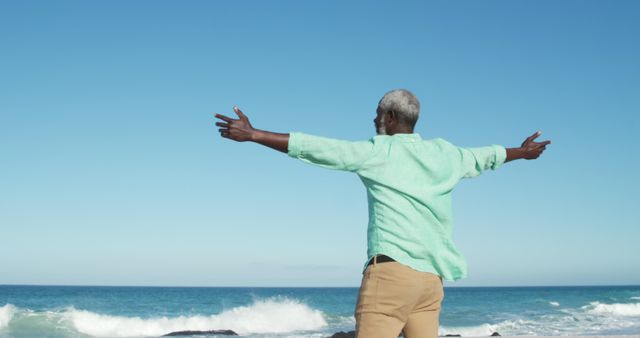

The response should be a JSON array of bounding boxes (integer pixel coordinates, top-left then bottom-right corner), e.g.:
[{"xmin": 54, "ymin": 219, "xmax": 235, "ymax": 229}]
[
  {"xmin": 456, "ymin": 144, "xmax": 507, "ymax": 179},
  {"xmin": 287, "ymin": 132, "xmax": 375, "ymax": 172}
]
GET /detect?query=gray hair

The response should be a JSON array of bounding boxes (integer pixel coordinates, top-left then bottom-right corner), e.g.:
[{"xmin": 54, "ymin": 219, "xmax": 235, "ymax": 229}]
[{"xmin": 378, "ymin": 89, "xmax": 420, "ymax": 128}]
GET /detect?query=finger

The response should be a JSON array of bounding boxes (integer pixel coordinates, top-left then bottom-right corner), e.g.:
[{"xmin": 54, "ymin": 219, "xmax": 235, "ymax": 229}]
[
  {"xmin": 234, "ymin": 106, "xmax": 248, "ymax": 121},
  {"xmin": 214, "ymin": 113, "xmax": 234, "ymax": 123},
  {"xmin": 215, "ymin": 122, "xmax": 229, "ymax": 128},
  {"xmin": 526, "ymin": 131, "xmax": 542, "ymax": 143},
  {"xmin": 537, "ymin": 140, "xmax": 551, "ymax": 146}
]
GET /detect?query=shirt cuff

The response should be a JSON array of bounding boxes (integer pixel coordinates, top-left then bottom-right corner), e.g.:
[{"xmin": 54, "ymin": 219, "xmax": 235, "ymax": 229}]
[
  {"xmin": 287, "ymin": 131, "xmax": 304, "ymax": 158},
  {"xmin": 492, "ymin": 144, "xmax": 507, "ymax": 170}
]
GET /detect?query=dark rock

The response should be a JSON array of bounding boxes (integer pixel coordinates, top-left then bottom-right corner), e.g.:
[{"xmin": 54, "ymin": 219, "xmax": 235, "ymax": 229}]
[
  {"xmin": 327, "ymin": 331, "xmax": 355, "ymax": 338},
  {"xmin": 327, "ymin": 330, "xmax": 488, "ymax": 338},
  {"xmin": 162, "ymin": 330, "xmax": 238, "ymax": 336},
  {"xmin": 491, "ymin": 332, "xmax": 501, "ymax": 336}
]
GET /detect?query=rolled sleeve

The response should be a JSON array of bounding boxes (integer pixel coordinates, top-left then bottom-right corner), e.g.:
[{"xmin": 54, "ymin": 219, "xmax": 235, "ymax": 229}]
[
  {"xmin": 287, "ymin": 131, "xmax": 375, "ymax": 172},
  {"xmin": 492, "ymin": 144, "xmax": 507, "ymax": 170},
  {"xmin": 287, "ymin": 131, "xmax": 304, "ymax": 158},
  {"xmin": 458, "ymin": 144, "xmax": 507, "ymax": 179}
]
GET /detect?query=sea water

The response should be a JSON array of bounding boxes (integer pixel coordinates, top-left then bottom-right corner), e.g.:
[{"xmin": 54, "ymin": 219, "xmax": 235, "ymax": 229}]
[{"xmin": 1, "ymin": 285, "xmax": 639, "ymax": 337}]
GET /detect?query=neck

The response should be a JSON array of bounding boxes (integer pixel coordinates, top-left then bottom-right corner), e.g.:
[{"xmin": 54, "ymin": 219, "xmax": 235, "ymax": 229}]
[{"xmin": 387, "ymin": 126, "xmax": 414, "ymax": 136}]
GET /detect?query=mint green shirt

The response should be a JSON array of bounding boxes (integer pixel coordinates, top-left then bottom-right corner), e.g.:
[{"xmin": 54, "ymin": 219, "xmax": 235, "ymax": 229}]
[{"xmin": 287, "ymin": 132, "xmax": 507, "ymax": 281}]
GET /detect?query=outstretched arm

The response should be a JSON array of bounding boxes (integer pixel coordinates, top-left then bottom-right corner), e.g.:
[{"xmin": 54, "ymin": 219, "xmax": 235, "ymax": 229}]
[
  {"xmin": 505, "ymin": 131, "xmax": 551, "ymax": 163},
  {"xmin": 455, "ymin": 130, "xmax": 551, "ymax": 179},
  {"xmin": 214, "ymin": 106, "xmax": 375, "ymax": 172},
  {"xmin": 214, "ymin": 106, "xmax": 289, "ymax": 153}
]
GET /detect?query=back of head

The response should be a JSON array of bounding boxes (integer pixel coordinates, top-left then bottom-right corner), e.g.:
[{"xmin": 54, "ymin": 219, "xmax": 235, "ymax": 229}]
[{"xmin": 378, "ymin": 89, "xmax": 421, "ymax": 129}]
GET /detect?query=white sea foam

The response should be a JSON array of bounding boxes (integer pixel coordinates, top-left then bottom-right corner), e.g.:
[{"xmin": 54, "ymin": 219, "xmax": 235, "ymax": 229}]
[
  {"xmin": 440, "ymin": 323, "xmax": 496, "ymax": 337},
  {"xmin": 0, "ymin": 304, "xmax": 16, "ymax": 329},
  {"xmin": 338, "ymin": 315, "xmax": 356, "ymax": 326},
  {"xmin": 584, "ymin": 301, "xmax": 640, "ymax": 316},
  {"xmin": 5, "ymin": 297, "xmax": 640, "ymax": 337},
  {"xmin": 67, "ymin": 297, "xmax": 327, "ymax": 337},
  {"xmin": 630, "ymin": 296, "xmax": 640, "ymax": 300},
  {"xmin": 549, "ymin": 301, "xmax": 560, "ymax": 306},
  {"xmin": 439, "ymin": 301, "xmax": 640, "ymax": 337}
]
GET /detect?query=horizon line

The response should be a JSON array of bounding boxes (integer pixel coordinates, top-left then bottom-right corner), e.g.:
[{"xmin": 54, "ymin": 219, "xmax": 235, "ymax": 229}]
[{"xmin": 2, "ymin": 283, "xmax": 639, "ymax": 288}]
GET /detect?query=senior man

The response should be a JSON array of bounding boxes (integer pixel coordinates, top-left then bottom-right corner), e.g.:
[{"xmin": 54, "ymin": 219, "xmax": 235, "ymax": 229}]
[{"xmin": 214, "ymin": 89, "xmax": 550, "ymax": 338}]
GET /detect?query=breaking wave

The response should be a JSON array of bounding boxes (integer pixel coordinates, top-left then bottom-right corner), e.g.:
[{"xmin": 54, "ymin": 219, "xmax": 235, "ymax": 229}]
[
  {"xmin": 3, "ymin": 300, "xmax": 640, "ymax": 337},
  {"xmin": 0, "ymin": 298, "xmax": 327, "ymax": 337},
  {"xmin": 440, "ymin": 301, "xmax": 640, "ymax": 336},
  {"xmin": 0, "ymin": 304, "xmax": 16, "ymax": 329},
  {"xmin": 584, "ymin": 301, "xmax": 640, "ymax": 316},
  {"xmin": 440, "ymin": 323, "xmax": 496, "ymax": 337}
]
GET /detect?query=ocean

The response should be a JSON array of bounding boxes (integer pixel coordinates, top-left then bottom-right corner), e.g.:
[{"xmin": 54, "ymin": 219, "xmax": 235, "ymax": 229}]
[{"xmin": 1, "ymin": 285, "xmax": 639, "ymax": 337}]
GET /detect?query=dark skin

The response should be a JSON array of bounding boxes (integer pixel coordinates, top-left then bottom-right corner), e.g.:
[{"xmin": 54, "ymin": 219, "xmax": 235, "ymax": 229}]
[{"xmin": 214, "ymin": 106, "xmax": 551, "ymax": 161}]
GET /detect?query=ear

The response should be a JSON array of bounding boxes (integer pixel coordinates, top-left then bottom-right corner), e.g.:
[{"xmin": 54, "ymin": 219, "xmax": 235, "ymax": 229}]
[{"xmin": 387, "ymin": 110, "xmax": 397, "ymax": 125}]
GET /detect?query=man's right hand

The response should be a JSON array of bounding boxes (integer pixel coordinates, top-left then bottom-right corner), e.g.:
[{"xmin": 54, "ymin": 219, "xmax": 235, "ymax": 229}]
[
  {"xmin": 519, "ymin": 131, "xmax": 551, "ymax": 160},
  {"xmin": 505, "ymin": 131, "xmax": 551, "ymax": 162}
]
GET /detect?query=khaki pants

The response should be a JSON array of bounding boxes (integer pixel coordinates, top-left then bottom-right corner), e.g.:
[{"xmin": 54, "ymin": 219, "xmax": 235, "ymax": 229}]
[{"xmin": 354, "ymin": 258, "xmax": 444, "ymax": 338}]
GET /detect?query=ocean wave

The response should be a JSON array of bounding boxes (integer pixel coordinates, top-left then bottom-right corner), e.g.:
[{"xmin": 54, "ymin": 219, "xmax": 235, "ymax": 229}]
[
  {"xmin": 4, "ymin": 298, "xmax": 640, "ymax": 337},
  {"xmin": 68, "ymin": 297, "xmax": 327, "ymax": 337},
  {"xmin": 0, "ymin": 304, "xmax": 16, "ymax": 329},
  {"xmin": 0, "ymin": 298, "xmax": 327, "ymax": 337},
  {"xmin": 440, "ymin": 318, "xmax": 581, "ymax": 337},
  {"xmin": 630, "ymin": 296, "xmax": 640, "ymax": 300},
  {"xmin": 440, "ymin": 323, "xmax": 496, "ymax": 337},
  {"xmin": 584, "ymin": 301, "xmax": 640, "ymax": 316},
  {"xmin": 548, "ymin": 301, "xmax": 560, "ymax": 307},
  {"xmin": 440, "ymin": 301, "xmax": 640, "ymax": 337}
]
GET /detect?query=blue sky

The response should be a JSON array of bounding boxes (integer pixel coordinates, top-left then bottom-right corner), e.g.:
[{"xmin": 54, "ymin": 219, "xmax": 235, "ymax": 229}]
[{"xmin": 1, "ymin": 0, "xmax": 638, "ymax": 287}]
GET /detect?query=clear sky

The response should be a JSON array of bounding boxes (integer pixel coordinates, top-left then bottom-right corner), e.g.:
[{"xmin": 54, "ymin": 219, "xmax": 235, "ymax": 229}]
[{"xmin": 1, "ymin": 0, "xmax": 638, "ymax": 287}]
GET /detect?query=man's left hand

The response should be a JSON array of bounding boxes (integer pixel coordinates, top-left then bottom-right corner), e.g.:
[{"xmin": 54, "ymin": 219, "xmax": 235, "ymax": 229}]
[{"xmin": 214, "ymin": 106, "xmax": 255, "ymax": 142}]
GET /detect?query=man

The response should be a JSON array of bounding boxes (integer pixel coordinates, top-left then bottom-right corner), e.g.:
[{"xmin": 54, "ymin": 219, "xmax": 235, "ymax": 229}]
[{"xmin": 214, "ymin": 89, "xmax": 550, "ymax": 338}]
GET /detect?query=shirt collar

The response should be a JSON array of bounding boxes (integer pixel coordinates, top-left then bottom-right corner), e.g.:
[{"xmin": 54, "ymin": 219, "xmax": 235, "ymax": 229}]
[
  {"xmin": 393, "ymin": 133, "xmax": 421, "ymax": 138},
  {"xmin": 391, "ymin": 133, "xmax": 422, "ymax": 142},
  {"xmin": 373, "ymin": 133, "xmax": 422, "ymax": 142}
]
